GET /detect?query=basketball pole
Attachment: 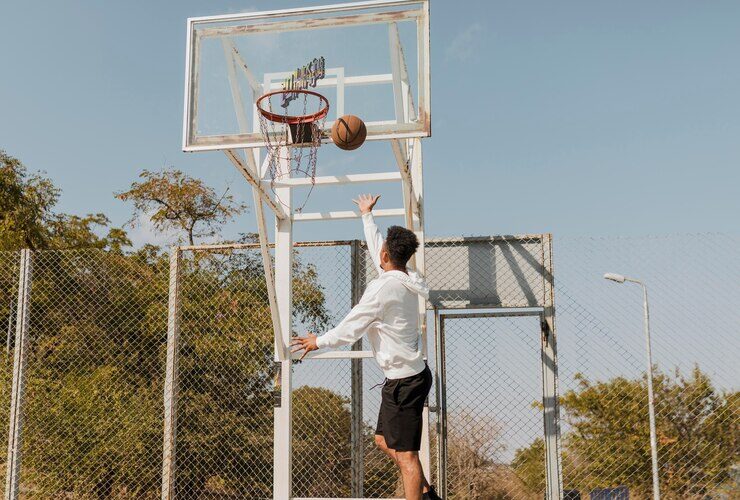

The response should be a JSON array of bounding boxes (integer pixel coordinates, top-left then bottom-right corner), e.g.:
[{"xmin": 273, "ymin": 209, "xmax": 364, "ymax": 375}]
[{"xmin": 273, "ymin": 151, "xmax": 294, "ymax": 499}]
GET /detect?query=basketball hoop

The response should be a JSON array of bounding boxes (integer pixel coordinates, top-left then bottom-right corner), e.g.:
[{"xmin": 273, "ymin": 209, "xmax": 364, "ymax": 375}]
[{"xmin": 257, "ymin": 89, "xmax": 329, "ymax": 212}]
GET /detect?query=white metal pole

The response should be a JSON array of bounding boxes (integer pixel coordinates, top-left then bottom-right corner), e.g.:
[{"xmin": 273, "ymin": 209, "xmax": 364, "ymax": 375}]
[
  {"xmin": 273, "ymin": 149, "xmax": 293, "ymax": 500},
  {"xmin": 5, "ymin": 249, "xmax": 32, "ymax": 500},
  {"xmin": 604, "ymin": 273, "xmax": 661, "ymax": 499},
  {"xmin": 161, "ymin": 248, "xmax": 182, "ymax": 500},
  {"xmin": 638, "ymin": 281, "xmax": 661, "ymax": 500}
]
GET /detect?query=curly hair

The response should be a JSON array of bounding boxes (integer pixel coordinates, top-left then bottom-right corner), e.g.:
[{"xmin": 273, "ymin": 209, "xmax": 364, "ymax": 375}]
[{"xmin": 385, "ymin": 225, "xmax": 419, "ymax": 267}]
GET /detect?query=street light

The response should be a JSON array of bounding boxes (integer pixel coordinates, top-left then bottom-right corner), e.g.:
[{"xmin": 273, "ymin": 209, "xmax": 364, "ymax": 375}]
[{"xmin": 603, "ymin": 272, "xmax": 661, "ymax": 500}]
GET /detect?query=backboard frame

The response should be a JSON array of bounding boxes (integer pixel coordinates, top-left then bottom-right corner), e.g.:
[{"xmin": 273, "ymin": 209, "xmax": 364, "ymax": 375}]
[{"xmin": 182, "ymin": 0, "xmax": 431, "ymax": 152}]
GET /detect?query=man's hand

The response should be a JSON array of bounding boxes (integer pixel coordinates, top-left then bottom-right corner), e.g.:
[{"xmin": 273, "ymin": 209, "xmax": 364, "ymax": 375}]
[
  {"xmin": 353, "ymin": 194, "xmax": 380, "ymax": 215},
  {"xmin": 290, "ymin": 333, "xmax": 319, "ymax": 360}
]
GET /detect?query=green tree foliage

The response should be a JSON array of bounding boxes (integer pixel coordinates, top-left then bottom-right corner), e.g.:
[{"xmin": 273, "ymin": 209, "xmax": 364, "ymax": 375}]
[
  {"xmin": 47, "ymin": 213, "xmax": 132, "ymax": 251},
  {"xmin": 0, "ymin": 348, "xmax": 12, "ymax": 483},
  {"xmin": 0, "ymin": 250, "xmax": 21, "ymax": 483},
  {"xmin": 511, "ymin": 438, "xmax": 546, "ymax": 493},
  {"xmin": 116, "ymin": 169, "xmax": 247, "ymax": 245},
  {"xmin": 1, "ymin": 150, "xmax": 60, "ymax": 250},
  {"xmin": 292, "ymin": 387, "xmax": 352, "ymax": 497},
  {"xmin": 0, "ymin": 150, "xmax": 129, "ymax": 252},
  {"xmin": 513, "ymin": 367, "xmax": 739, "ymax": 498}
]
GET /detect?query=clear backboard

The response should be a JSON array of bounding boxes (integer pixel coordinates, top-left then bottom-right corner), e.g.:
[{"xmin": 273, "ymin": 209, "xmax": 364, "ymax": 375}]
[{"xmin": 182, "ymin": 0, "xmax": 430, "ymax": 152}]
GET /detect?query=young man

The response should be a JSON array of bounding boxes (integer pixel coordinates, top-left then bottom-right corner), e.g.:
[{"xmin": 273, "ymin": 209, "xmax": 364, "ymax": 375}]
[{"xmin": 291, "ymin": 194, "xmax": 442, "ymax": 500}]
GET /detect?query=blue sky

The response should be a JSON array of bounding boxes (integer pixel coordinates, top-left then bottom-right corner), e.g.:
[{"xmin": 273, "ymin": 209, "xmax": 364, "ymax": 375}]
[{"xmin": 2, "ymin": 0, "xmax": 739, "ymax": 246}]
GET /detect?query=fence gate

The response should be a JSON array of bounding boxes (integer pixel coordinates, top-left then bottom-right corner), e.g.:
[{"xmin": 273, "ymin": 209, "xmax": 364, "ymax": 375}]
[{"xmin": 436, "ymin": 311, "xmax": 560, "ymax": 500}]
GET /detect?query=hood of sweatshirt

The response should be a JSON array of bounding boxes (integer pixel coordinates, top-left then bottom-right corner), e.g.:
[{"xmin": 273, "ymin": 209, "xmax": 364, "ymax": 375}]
[{"xmin": 380, "ymin": 269, "xmax": 430, "ymax": 299}]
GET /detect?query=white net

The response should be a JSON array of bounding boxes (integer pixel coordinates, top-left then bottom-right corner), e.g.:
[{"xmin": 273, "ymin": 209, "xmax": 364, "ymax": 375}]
[{"xmin": 257, "ymin": 90, "xmax": 329, "ymax": 212}]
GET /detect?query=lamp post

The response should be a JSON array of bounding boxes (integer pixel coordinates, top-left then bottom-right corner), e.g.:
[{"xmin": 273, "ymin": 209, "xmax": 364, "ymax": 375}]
[{"xmin": 603, "ymin": 273, "xmax": 661, "ymax": 500}]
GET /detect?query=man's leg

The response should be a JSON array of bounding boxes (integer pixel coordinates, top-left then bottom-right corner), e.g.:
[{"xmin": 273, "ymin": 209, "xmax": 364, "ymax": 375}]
[
  {"xmin": 374, "ymin": 434, "xmax": 397, "ymax": 462},
  {"xmin": 396, "ymin": 450, "xmax": 425, "ymax": 500},
  {"xmin": 375, "ymin": 435, "xmax": 432, "ymax": 493}
]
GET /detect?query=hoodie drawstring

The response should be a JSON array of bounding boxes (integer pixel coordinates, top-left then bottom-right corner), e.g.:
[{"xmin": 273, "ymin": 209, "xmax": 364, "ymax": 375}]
[{"xmin": 371, "ymin": 378, "xmax": 388, "ymax": 390}]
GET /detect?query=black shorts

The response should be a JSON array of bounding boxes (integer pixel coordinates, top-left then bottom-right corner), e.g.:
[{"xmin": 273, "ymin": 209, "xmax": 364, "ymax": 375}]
[{"xmin": 375, "ymin": 365, "xmax": 433, "ymax": 452}]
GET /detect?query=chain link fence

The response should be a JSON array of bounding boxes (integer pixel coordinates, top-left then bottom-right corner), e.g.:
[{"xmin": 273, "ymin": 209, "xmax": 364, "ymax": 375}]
[
  {"xmin": 0, "ymin": 233, "xmax": 737, "ymax": 499},
  {"xmin": 2, "ymin": 249, "xmax": 169, "ymax": 499},
  {"xmin": 174, "ymin": 247, "xmax": 275, "ymax": 498},
  {"xmin": 421, "ymin": 235, "xmax": 557, "ymax": 500},
  {"xmin": 440, "ymin": 313, "xmax": 547, "ymax": 499},
  {"xmin": 552, "ymin": 235, "xmax": 740, "ymax": 500},
  {"xmin": 431, "ymin": 235, "xmax": 739, "ymax": 499}
]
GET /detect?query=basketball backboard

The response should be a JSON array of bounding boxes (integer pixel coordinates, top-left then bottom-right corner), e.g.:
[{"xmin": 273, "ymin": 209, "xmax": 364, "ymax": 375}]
[{"xmin": 182, "ymin": 0, "xmax": 430, "ymax": 152}]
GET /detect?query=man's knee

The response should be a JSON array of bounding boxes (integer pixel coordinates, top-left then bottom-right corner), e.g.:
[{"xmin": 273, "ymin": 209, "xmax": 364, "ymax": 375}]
[
  {"xmin": 374, "ymin": 434, "xmax": 388, "ymax": 450},
  {"xmin": 395, "ymin": 450, "xmax": 419, "ymax": 471}
]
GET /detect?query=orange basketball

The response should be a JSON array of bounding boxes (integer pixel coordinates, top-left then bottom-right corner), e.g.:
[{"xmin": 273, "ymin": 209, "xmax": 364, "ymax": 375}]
[{"xmin": 331, "ymin": 115, "xmax": 367, "ymax": 151}]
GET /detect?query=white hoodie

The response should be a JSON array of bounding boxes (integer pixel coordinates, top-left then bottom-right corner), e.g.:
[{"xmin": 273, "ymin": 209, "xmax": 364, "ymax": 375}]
[{"xmin": 315, "ymin": 212, "xmax": 429, "ymax": 379}]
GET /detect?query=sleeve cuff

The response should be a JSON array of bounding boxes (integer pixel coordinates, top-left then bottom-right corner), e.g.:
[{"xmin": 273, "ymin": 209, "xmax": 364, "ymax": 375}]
[
  {"xmin": 361, "ymin": 212, "xmax": 374, "ymax": 224},
  {"xmin": 315, "ymin": 333, "xmax": 331, "ymax": 349}
]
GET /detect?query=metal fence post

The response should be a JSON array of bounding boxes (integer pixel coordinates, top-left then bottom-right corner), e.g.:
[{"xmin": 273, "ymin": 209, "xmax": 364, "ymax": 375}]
[
  {"xmin": 541, "ymin": 234, "xmax": 562, "ymax": 500},
  {"xmin": 350, "ymin": 240, "xmax": 364, "ymax": 498},
  {"xmin": 435, "ymin": 311, "xmax": 448, "ymax": 499},
  {"xmin": 4, "ymin": 249, "xmax": 32, "ymax": 500},
  {"xmin": 162, "ymin": 248, "xmax": 182, "ymax": 500}
]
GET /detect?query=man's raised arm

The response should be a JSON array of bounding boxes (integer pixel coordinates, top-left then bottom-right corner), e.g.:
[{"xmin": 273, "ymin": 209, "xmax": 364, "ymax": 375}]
[{"xmin": 353, "ymin": 194, "xmax": 384, "ymax": 273}]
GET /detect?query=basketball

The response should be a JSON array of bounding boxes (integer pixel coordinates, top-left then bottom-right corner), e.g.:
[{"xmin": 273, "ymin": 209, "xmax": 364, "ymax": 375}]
[{"xmin": 331, "ymin": 115, "xmax": 367, "ymax": 151}]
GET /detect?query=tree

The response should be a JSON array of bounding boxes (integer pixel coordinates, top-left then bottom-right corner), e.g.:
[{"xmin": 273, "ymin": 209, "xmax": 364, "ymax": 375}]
[
  {"xmin": 48, "ymin": 213, "xmax": 132, "ymax": 252},
  {"xmin": 116, "ymin": 169, "xmax": 247, "ymax": 245},
  {"xmin": 0, "ymin": 150, "xmax": 59, "ymax": 250},
  {"xmin": 0, "ymin": 150, "xmax": 130, "ymax": 252},
  {"xmin": 166, "ymin": 249, "xmax": 333, "ymax": 498},
  {"xmin": 512, "ymin": 438, "xmax": 546, "ymax": 493},
  {"xmin": 513, "ymin": 367, "xmax": 739, "ymax": 499}
]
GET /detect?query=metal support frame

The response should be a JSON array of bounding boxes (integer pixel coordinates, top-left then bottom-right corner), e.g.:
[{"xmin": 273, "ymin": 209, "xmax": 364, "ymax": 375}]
[
  {"xmin": 349, "ymin": 240, "xmax": 364, "ymax": 498},
  {"xmin": 265, "ymin": 109, "xmax": 424, "ymax": 500},
  {"xmin": 235, "ymin": 27, "xmax": 424, "ymax": 500},
  {"xmin": 221, "ymin": 44, "xmax": 286, "ymax": 362},
  {"xmin": 262, "ymin": 132, "xmax": 425, "ymax": 500},
  {"xmin": 436, "ymin": 308, "xmax": 562, "ymax": 500},
  {"xmin": 432, "ymin": 308, "xmax": 445, "ymax": 495},
  {"xmin": 161, "ymin": 248, "xmax": 182, "ymax": 500},
  {"xmin": 541, "ymin": 234, "xmax": 562, "ymax": 499},
  {"xmin": 4, "ymin": 250, "xmax": 32, "ymax": 500},
  {"xmin": 268, "ymin": 172, "xmax": 402, "ymax": 187}
]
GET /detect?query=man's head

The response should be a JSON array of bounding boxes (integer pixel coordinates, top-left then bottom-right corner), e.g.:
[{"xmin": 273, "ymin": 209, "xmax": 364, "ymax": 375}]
[{"xmin": 380, "ymin": 225, "xmax": 419, "ymax": 271}]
